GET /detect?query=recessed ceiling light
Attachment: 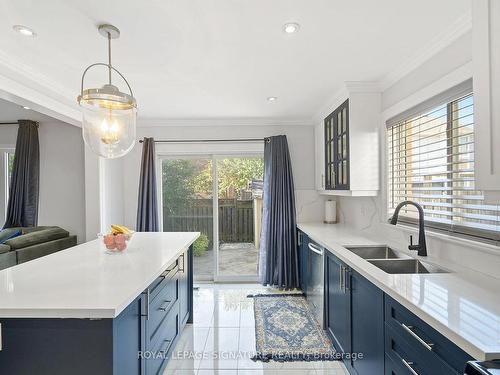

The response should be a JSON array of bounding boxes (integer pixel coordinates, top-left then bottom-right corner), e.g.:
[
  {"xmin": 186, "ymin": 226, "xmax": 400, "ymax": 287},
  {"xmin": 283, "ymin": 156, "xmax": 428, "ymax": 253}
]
[
  {"xmin": 22, "ymin": 106, "xmax": 30, "ymax": 110},
  {"xmin": 267, "ymin": 97, "xmax": 277, "ymax": 102},
  {"xmin": 13, "ymin": 25, "xmax": 36, "ymax": 37},
  {"xmin": 283, "ymin": 23, "xmax": 300, "ymax": 34}
]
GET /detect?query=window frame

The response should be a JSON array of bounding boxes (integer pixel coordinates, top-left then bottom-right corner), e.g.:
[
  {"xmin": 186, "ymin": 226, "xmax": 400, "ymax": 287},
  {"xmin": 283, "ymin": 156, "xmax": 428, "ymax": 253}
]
[{"xmin": 386, "ymin": 91, "xmax": 500, "ymax": 245}]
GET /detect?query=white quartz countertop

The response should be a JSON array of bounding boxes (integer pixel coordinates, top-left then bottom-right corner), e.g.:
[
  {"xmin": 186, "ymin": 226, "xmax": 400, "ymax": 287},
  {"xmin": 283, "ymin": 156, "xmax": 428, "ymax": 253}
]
[
  {"xmin": 0, "ymin": 232, "xmax": 199, "ymax": 319},
  {"xmin": 298, "ymin": 222, "xmax": 500, "ymax": 361}
]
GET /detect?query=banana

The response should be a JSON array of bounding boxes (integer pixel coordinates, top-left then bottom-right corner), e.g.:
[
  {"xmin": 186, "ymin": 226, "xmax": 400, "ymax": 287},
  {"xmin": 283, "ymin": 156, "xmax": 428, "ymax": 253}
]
[{"xmin": 111, "ymin": 224, "xmax": 133, "ymax": 235}]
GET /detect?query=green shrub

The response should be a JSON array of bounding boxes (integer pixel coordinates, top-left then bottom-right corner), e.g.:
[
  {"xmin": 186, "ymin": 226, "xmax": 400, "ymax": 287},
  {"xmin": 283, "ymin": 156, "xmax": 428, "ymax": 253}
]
[{"xmin": 193, "ymin": 234, "xmax": 209, "ymax": 257}]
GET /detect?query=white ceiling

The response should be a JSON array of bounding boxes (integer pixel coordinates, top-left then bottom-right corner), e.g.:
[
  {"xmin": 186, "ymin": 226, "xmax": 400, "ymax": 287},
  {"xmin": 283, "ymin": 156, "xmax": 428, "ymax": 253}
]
[{"xmin": 0, "ymin": 0, "xmax": 470, "ymax": 121}]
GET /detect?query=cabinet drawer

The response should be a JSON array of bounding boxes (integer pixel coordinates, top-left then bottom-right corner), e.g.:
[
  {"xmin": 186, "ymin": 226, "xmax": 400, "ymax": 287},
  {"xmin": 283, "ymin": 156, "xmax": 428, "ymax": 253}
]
[
  {"xmin": 385, "ymin": 296, "xmax": 471, "ymax": 373},
  {"xmin": 385, "ymin": 353, "xmax": 415, "ymax": 375},
  {"xmin": 149, "ymin": 260, "xmax": 179, "ymax": 301},
  {"xmin": 146, "ymin": 301, "xmax": 180, "ymax": 375},
  {"xmin": 385, "ymin": 323, "xmax": 458, "ymax": 375},
  {"xmin": 148, "ymin": 275, "xmax": 179, "ymax": 345}
]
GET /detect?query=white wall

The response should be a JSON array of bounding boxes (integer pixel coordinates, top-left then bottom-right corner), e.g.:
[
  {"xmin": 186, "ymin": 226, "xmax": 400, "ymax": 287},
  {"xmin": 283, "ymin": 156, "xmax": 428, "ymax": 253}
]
[
  {"xmin": 121, "ymin": 124, "xmax": 324, "ymax": 230},
  {"xmin": 382, "ymin": 31, "xmax": 473, "ymax": 111},
  {"xmin": 0, "ymin": 120, "xmax": 86, "ymax": 242},
  {"xmin": 100, "ymin": 157, "xmax": 125, "ymax": 234}
]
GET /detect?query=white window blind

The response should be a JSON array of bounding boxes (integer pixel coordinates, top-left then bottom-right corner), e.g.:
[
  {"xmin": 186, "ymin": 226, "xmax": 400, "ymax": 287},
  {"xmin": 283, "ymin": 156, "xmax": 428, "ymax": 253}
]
[{"xmin": 387, "ymin": 91, "xmax": 500, "ymax": 243}]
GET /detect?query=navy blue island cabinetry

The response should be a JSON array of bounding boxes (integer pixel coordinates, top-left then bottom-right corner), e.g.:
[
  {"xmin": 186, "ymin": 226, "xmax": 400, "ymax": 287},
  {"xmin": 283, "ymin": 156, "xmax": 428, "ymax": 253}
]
[{"xmin": 0, "ymin": 246, "xmax": 193, "ymax": 375}]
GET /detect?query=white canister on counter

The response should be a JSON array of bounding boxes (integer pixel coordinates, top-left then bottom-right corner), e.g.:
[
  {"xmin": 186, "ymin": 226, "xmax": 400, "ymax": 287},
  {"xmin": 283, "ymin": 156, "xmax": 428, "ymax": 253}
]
[{"xmin": 324, "ymin": 200, "xmax": 337, "ymax": 224}]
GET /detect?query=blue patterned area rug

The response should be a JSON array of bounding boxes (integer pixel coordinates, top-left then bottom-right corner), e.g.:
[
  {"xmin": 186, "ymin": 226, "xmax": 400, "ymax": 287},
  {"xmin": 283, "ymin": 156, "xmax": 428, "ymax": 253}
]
[{"xmin": 248, "ymin": 293, "xmax": 337, "ymax": 362}]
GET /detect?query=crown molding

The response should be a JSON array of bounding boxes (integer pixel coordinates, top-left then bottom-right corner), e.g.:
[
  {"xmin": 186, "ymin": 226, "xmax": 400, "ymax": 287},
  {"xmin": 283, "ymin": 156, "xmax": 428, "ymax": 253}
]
[
  {"xmin": 312, "ymin": 81, "xmax": 382, "ymax": 124},
  {"xmin": 312, "ymin": 86, "xmax": 348, "ymax": 124},
  {"xmin": 0, "ymin": 50, "xmax": 81, "ymax": 126},
  {"xmin": 312, "ymin": 12, "xmax": 472, "ymax": 124},
  {"xmin": 379, "ymin": 11, "xmax": 472, "ymax": 91},
  {"xmin": 137, "ymin": 117, "xmax": 313, "ymax": 127},
  {"xmin": 344, "ymin": 81, "xmax": 381, "ymax": 93}
]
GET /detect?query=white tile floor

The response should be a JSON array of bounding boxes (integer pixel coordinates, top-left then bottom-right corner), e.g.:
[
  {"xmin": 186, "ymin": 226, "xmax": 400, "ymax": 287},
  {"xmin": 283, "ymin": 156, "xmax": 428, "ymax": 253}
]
[{"xmin": 164, "ymin": 283, "xmax": 349, "ymax": 375}]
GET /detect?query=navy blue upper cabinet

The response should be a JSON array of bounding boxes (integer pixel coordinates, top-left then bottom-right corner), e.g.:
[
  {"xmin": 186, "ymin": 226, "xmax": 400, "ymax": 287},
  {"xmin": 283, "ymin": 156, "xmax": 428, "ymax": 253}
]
[
  {"xmin": 350, "ymin": 270, "xmax": 384, "ymax": 375},
  {"xmin": 324, "ymin": 100, "xmax": 350, "ymax": 190},
  {"xmin": 315, "ymin": 86, "xmax": 380, "ymax": 196},
  {"xmin": 325, "ymin": 252, "xmax": 351, "ymax": 355}
]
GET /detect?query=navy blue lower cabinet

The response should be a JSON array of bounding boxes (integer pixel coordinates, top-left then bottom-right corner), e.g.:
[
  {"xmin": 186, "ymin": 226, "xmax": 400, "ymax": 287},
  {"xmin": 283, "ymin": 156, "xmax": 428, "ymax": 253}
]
[
  {"xmin": 113, "ymin": 293, "xmax": 147, "ymax": 375},
  {"xmin": 385, "ymin": 296, "xmax": 473, "ymax": 375},
  {"xmin": 385, "ymin": 353, "xmax": 412, "ymax": 375},
  {"xmin": 325, "ymin": 253, "xmax": 351, "ymax": 358},
  {"xmin": 298, "ymin": 230, "xmax": 309, "ymax": 292},
  {"xmin": 0, "ymin": 317, "xmax": 114, "ymax": 375},
  {"xmin": 322, "ymin": 250, "xmax": 476, "ymax": 375},
  {"xmin": 350, "ymin": 270, "xmax": 384, "ymax": 375},
  {"xmin": 179, "ymin": 247, "xmax": 193, "ymax": 327}
]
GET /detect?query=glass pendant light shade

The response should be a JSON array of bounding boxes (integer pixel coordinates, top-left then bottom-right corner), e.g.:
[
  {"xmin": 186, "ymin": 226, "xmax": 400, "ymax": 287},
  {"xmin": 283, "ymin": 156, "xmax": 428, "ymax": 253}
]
[
  {"xmin": 79, "ymin": 83, "xmax": 137, "ymax": 158},
  {"xmin": 77, "ymin": 24, "xmax": 137, "ymax": 159}
]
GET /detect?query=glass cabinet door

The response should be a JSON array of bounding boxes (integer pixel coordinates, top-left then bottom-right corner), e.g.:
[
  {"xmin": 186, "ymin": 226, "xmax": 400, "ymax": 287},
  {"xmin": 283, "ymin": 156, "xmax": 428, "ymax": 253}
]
[{"xmin": 324, "ymin": 99, "xmax": 349, "ymax": 190}]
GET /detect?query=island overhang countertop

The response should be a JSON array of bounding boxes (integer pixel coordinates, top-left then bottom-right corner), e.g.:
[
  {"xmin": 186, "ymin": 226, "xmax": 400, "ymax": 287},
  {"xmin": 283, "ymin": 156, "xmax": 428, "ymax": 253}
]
[{"xmin": 0, "ymin": 232, "xmax": 199, "ymax": 319}]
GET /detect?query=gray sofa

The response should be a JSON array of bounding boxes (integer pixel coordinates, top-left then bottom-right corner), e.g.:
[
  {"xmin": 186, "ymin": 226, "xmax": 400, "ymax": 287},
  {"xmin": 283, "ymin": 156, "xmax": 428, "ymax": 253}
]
[{"xmin": 0, "ymin": 226, "xmax": 77, "ymax": 270}]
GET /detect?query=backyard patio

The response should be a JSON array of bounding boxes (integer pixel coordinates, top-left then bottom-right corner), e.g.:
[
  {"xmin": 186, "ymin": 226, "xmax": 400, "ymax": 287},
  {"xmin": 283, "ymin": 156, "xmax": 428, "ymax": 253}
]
[{"xmin": 194, "ymin": 242, "xmax": 259, "ymax": 277}]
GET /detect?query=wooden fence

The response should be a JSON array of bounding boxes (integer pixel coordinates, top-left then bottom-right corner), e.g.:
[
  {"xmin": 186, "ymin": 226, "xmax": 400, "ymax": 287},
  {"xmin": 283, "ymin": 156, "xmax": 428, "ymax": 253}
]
[{"xmin": 163, "ymin": 198, "xmax": 254, "ymax": 245}]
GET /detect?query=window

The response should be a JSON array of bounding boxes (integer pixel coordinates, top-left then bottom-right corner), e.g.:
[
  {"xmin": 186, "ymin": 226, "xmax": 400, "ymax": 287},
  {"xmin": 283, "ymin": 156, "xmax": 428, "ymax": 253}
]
[
  {"xmin": 6, "ymin": 152, "xmax": 14, "ymax": 193},
  {"xmin": 1, "ymin": 149, "xmax": 15, "ymax": 223},
  {"xmin": 387, "ymin": 92, "xmax": 500, "ymax": 243}
]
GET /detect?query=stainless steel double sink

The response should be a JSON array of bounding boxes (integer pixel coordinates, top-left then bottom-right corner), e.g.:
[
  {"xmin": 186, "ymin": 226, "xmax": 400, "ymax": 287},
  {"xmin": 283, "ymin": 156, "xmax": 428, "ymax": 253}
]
[{"xmin": 345, "ymin": 246, "xmax": 449, "ymax": 274}]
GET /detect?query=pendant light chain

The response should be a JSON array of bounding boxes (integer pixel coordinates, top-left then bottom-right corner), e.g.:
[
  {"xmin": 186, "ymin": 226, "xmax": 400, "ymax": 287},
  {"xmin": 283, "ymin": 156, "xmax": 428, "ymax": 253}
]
[{"xmin": 107, "ymin": 32, "xmax": 112, "ymax": 85}]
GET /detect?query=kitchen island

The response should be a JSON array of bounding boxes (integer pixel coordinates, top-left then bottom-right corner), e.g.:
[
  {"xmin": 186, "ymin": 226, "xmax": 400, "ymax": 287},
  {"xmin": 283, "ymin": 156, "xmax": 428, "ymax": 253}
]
[{"xmin": 0, "ymin": 232, "xmax": 199, "ymax": 375}]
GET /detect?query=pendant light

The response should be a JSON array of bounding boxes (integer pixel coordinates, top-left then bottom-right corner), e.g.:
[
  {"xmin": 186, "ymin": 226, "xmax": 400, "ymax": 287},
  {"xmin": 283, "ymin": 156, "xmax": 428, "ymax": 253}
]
[{"xmin": 77, "ymin": 24, "xmax": 137, "ymax": 159}]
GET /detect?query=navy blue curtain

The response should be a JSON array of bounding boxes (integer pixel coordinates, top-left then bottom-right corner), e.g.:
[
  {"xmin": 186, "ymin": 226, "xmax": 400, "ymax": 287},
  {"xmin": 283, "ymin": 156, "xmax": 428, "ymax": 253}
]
[
  {"xmin": 136, "ymin": 137, "xmax": 159, "ymax": 232},
  {"xmin": 259, "ymin": 135, "xmax": 299, "ymax": 289},
  {"xmin": 4, "ymin": 120, "xmax": 40, "ymax": 228}
]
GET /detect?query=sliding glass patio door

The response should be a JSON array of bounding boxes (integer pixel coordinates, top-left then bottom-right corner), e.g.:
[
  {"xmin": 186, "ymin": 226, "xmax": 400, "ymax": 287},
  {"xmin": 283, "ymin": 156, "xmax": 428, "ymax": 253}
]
[
  {"xmin": 160, "ymin": 154, "xmax": 263, "ymax": 282},
  {"xmin": 161, "ymin": 157, "xmax": 215, "ymax": 281},
  {"xmin": 215, "ymin": 157, "xmax": 263, "ymax": 281}
]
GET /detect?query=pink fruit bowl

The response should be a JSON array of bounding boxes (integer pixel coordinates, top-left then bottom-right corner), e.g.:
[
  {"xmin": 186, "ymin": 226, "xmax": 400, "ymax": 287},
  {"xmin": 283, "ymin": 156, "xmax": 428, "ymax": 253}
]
[{"xmin": 102, "ymin": 233, "xmax": 129, "ymax": 253}]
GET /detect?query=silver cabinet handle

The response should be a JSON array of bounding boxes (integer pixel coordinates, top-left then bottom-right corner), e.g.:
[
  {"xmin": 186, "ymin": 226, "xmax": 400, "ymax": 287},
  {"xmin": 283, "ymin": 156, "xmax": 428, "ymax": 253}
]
[
  {"xmin": 159, "ymin": 300, "xmax": 172, "ymax": 312},
  {"xmin": 179, "ymin": 253, "xmax": 185, "ymax": 273},
  {"xmin": 402, "ymin": 359, "xmax": 419, "ymax": 375},
  {"xmin": 162, "ymin": 339, "xmax": 172, "ymax": 353},
  {"xmin": 141, "ymin": 288, "xmax": 150, "ymax": 320},
  {"xmin": 297, "ymin": 232, "xmax": 302, "ymax": 246},
  {"xmin": 401, "ymin": 323, "xmax": 434, "ymax": 351},
  {"xmin": 339, "ymin": 265, "xmax": 345, "ymax": 293},
  {"xmin": 344, "ymin": 267, "xmax": 350, "ymax": 291},
  {"xmin": 308, "ymin": 243, "xmax": 323, "ymax": 255}
]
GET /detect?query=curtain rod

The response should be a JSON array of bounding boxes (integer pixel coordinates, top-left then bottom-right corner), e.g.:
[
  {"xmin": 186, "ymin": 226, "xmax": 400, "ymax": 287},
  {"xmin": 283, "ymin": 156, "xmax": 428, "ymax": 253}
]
[
  {"xmin": 139, "ymin": 137, "xmax": 270, "ymax": 144},
  {"xmin": 0, "ymin": 122, "xmax": 19, "ymax": 125}
]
